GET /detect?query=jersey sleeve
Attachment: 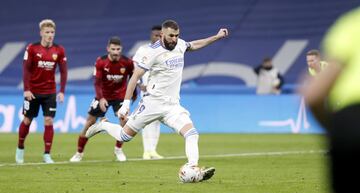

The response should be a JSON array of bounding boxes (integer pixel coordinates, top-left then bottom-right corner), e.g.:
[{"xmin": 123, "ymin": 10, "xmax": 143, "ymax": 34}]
[
  {"xmin": 322, "ymin": 9, "xmax": 360, "ymax": 65},
  {"xmin": 58, "ymin": 46, "xmax": 68, "ymax": 93},
  {"xmin": 132, "ymin": 46, "xmax": 155, "ymax": 70},
  {"xmin": 177, "ymin": 39, "xmax": 190, "ymax": 53},
  {"xmin": 23, "ymin": 44, "xmax": 33, "ymax": 91},
  {"xmin": 93, "ymin": 58, "xmax": 104, "ymax": 99}
]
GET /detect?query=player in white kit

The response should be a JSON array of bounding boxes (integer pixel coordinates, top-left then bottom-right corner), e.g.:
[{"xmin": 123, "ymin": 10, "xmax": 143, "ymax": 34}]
[
  {"xmin": 86, "ymin": 20, "xmax": 228, "ymax": 182},
  {"xmin": 139, "ymin": 25, "xmax": 164, "ymax": 160}
]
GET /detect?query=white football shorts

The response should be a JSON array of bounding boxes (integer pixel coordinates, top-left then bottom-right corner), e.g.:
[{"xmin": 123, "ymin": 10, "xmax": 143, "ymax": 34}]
[{"xmin": 126, "ymin": 96, "xmax": 192, "ymax": 134}]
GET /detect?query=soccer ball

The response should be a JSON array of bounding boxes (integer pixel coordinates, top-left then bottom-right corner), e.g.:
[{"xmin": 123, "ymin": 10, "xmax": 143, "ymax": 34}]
[{"xmin": 178, "ymin": 164, "xmax": 202, "ymax": 183}]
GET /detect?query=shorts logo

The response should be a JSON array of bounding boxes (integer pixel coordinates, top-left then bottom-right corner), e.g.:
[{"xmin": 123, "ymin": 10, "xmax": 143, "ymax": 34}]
[
  {"xmin": 49, "ymin": 108, "xmax": 56, "ymax": 111},
  {"xmin": 52, "ymin": 54, "xmax": 58, "ymax": 61},
  {"xmin": 120, "ymin": 67, "xmax": 126, "ymax": 74}
]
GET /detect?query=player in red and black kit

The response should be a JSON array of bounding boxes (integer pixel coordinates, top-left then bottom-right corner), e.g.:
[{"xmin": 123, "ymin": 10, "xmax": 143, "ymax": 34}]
[
  {"xmin": 70, "ymin": 36, "xmax": 136, "ymax": 162},
  {"xmin": 15, "ymin": 19, "xmax": 68, "ymax": 164}
]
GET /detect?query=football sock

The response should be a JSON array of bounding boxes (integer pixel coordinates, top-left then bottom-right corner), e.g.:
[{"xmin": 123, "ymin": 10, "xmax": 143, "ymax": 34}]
[
  {"xmin": 77, "ymin": 136, "xmax": 88, "ymax": 153},
  {"xmin": 184, "ymin": 128, "xmax": 199, "ymax": 166},
  {"xmin": 142, "ymin": 121, "xmax": 160, "ymax": 152},
  {"xmin": 44, "ymin": 125, "xmax": 54, "ymax": 154},
  {"xmin": 101, "ymin": 122, "xmax": 124, "ymax": 141},
  {"xmin": 120, "ymin": 128, "xmax": 133, "ymax": 142},
  {"xmin": 115, "ymin": 140, "xmax": 123, "ymax": 148},
  {"xmin": 18, "ymin": 121, "xmax": 30, "ymax": 149}
]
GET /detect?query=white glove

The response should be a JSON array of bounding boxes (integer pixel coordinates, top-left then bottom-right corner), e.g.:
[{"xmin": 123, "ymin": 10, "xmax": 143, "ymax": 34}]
[{"xmin": 117, "ymin": 99, "xmax": 130, "ymax": 117}]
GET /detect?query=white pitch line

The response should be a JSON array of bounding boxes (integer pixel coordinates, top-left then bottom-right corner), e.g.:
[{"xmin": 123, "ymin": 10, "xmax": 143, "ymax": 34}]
[{"xmin": 0, "ymin": 150, "xmax": 326, "ymax": 167}]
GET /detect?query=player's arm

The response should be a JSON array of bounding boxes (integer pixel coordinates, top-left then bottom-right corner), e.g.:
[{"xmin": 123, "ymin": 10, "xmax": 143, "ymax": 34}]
[
  {"xmin": 23, "ymin": 45, "xmax": 35, "ymax": 100},
  {"xmin": 93, "ymin": 59, "xmax": 108, "ymax": 112},
  {"xmin": 118, "ymin": 66, "xmax": 146, "ymax": 117},
  {"xmin": 57, "ymin": 46, "xmax": 68, "ymax": 103},
  {"xmin": 188, "ymin": 28, "xmax": 228, "ymax": 51}
]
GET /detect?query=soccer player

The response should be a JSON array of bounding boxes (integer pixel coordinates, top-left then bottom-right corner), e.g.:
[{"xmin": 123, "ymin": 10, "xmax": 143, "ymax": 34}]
[
  {"xmin": 139, "ymin": 25, "xmax": 164, "ymax": 160},
  {"xmin": 15, "ymin": 19, "xmax": 68, "ymax": 164},
  {"xmin": 86, "ymin": 20, "xmax": 228, "ymax": 181},
  {"xmin": 301, "ymin": 7, "xmax": 360, "ymax": 193},
  {"xmin": 306, "ymin": 49, "xmax": 328, "ymax": 76},
  {"xmin": 70, "ymin": 37, "xmax": 135, "ymax": 162}
]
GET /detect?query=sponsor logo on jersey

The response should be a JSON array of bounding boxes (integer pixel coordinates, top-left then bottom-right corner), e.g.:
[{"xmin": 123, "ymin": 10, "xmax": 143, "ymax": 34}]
[
  {"xmin": 38, "ymin": 60, "xmax": 55, "ymax": 70},
  {"xmin": 165, "ymin": 56, "xmax": 184, "ymax": 69},
  {"xmin": 52, "ymin": 54, "xmax": 58, "ymax": 61},
  {"xmin": 120, "ymin": 67, "xmax": 126, "ymax": 74},
  {"xmin": 36, "ymin": 53, "xmax": 42, "ymax": 58},
  {"xmin": 106, "ymin": 74, "xmax": 124, "ymax": 82},
  {"xmin": 104, "ymin": 68, "xmax": 110, "ymax": 72}
]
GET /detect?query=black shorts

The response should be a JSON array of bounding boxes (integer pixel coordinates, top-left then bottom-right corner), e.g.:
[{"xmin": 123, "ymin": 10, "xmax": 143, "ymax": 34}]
[
  {"xmin": 329, "ymin": 104, "xmax": 360, "ymax": 193},
  {"xmin": 23, "ymin": 93, "xmax": 57, "ymax": 118},
  {"xmin": 88, "ymin": 98, "xmax": 124, "ymax": 117}
]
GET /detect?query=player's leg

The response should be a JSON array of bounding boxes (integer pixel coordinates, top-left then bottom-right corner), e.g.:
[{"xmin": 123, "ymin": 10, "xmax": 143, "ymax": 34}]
[
  {"xmin": 86, "ymin": 97, "xmax": 156, "ymax": 143},
  {"xmin": 69, "ymin": 114, "xmax": 97, "ymax": 162},
  {"xmin": 112, "ymin": 100, "xmax": 127, "ymax": 161},
  {"xmin": 15, "ymin": 96, "xmax": 40, "ymax": 164},
  {"xmin": 163, "ymin": 104, "xmax": 215, "ymax": 182},
  {"xmin": 41, "ymin": 94, "xmax": 57, "ymax": 163},
  {"xmin": 142, "ymin": 120, "xmax": 163, "ymax": 159},
  {"xmin": 70, "ymin": 98, "xmax": 107, "ymax": 162}
]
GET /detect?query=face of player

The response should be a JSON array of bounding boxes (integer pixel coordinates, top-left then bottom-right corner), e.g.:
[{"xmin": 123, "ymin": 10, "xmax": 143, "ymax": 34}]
[
  {"xmin": 306, "ymin": 55, "xmax": 320, "ymax": 68},
  {"xmin": 40, "ymin": 27, "xmax": 55, "ymax": 47},
  {"xmin": 150, "ymin": 30, "xmax": 161, "ymax": 44},
  {"xmin": 107, "ymin": 44, "xmax": 122, "ymax": 62},
  {"xmin": 262, "ymin": 61, "xmax": 273, "ymax": 68},
  {"xmin": 162, "ymin": 27, "xmax": 179, "ymax": 51}
]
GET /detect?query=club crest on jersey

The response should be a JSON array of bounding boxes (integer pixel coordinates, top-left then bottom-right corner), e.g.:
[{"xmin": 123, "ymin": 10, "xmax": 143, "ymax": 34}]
[
  {"xmin": 141, "ymin": 56, "xmax": 147, "ymax": 63},
  {"xmin": 120, "ymin": 67, "xmax": 126, "ymax": 74},
  {"xmin": 52, "ymin": 54, "xmax": 58, "ymax": 61}
]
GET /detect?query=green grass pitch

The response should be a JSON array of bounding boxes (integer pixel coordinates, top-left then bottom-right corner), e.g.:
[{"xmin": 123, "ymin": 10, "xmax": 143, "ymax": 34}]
[{"xmin": 0, "ymin": 133, "xmax": 330, "ymax": 193}]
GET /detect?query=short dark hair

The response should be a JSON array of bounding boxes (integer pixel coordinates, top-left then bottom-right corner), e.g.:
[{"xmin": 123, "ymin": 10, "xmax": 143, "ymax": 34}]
[
  {"xmin": 151, "ymin": 25, "xmax": 162, "ymax": 31},
  {"xmin": 162, "ymin": 20, "xmax": 179, "ymax": 30},
  {"xmin": 108, "ymin": 36, "xmax": 121, "ymax": 46},
  {"xmin": 263, "ymin": 57, "xmax": 272, "ymax": 63},
  {"xmin": 306, "ymin": 49, "xmax": 321, "ymax": 57}
]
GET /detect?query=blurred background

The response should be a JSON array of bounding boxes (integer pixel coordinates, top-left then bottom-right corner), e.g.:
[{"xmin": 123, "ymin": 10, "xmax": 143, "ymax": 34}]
[{"xmin": 0, "ymin": 0, "xmax": 359, "ymax": 133}]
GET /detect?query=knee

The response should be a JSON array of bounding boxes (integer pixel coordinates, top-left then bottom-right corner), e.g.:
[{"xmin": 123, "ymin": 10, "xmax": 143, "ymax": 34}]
[
  {"xmin": 182, "ymin": 127, "xmax": 199, "ymax": 139},
  {"xmin": 22, "ymin": 117, "xmax": 32, "ymax": 125},
  {"xmin": 180, "ymin": 123, "xmax": 195, "ymax": 137},
  {"xmin": 44, "ymin": 117, "xmax": 53, "ymax": 125}
]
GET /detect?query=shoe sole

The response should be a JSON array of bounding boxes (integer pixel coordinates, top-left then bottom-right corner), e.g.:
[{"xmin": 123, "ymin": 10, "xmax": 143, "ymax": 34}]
[{"xmin": 201, "ymin": 167, "xmax": 215, "ymax": 181}]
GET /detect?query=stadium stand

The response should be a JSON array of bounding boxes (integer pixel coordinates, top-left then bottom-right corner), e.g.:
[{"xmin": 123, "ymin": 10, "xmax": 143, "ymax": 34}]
[{"xmin": 0, "ymin": 0, "xmax": 359, "ymax": 88}]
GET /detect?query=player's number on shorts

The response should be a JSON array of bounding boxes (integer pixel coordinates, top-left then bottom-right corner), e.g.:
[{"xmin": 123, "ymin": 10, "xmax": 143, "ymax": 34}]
[
  {"xmin": 137, "ymin": 104, "xmax": 145, "ymax": 114},
  {"xmin": 23, "ymin": 101, "xmax": 30, "ymax": 111},
  {"xmin": 90, "ymin": 99, "xmax": 99, "ymax": 109}
]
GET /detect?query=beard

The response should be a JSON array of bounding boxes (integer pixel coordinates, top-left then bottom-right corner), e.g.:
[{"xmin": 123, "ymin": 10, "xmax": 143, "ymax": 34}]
[
  {"xmin": 163, "ymin": 38, "xmax": 177, "ymax": 50},
  {"xmin": 110, "ymin": 53, "xmax": 120, "ymax": 61}
]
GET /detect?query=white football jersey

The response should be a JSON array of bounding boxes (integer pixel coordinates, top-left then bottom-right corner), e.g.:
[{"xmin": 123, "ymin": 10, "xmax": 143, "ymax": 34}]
[{"xmin": 133, "ymin": 39, "xmax": 190, "ymax": 102}]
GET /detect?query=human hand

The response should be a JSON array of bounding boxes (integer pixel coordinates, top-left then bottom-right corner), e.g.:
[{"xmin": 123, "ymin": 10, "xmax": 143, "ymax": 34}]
[
  {"xmin": 216, "ymin": 28, "xmax": 229, "ymax": 39},
  {"xmin": 99, "ymin": 98, "xmax": 108, "ymax": 112},
  {"xmin": 57, "ymin": 92, "xmax": 65, "ymax": 103},
  {"xmin": 24, "ymin": 91, "xmax": 35, "ymax": 101},
  {"xmin": 117, "ymin": 99, "xmax": 130, "ymax": 118}
]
